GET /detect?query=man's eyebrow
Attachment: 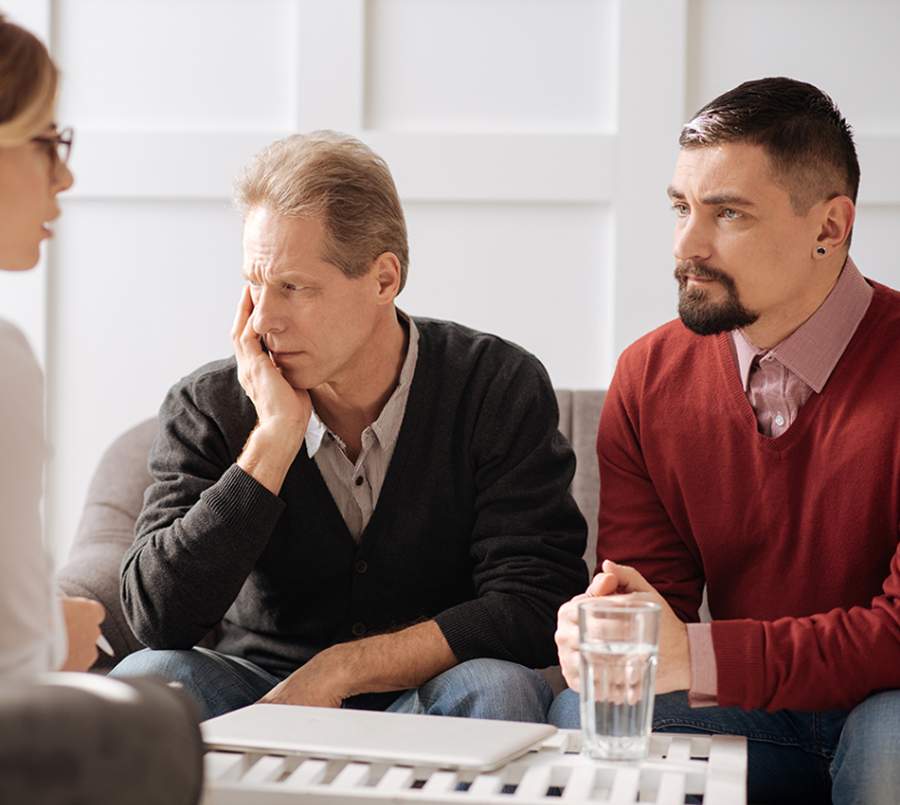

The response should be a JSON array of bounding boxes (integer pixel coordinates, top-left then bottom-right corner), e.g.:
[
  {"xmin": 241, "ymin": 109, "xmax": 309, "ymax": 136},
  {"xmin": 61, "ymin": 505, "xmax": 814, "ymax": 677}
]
[
  {"xmin": 700, "ymin": 192, "xmax": 756, "ymax": 207},
  {"xmin": 241, "ymin": 269, "xmax": 318, "ymax": 283},
  {"xmin": 666, "ymin": 186, "xmax": 756, "ymax": 207}
]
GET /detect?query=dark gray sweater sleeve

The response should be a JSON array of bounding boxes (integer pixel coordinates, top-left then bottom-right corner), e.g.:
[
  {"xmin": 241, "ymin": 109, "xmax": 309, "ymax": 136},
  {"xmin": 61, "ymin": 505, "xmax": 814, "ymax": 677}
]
[
  {"xmin": 120, "ymin": 366, "xmax": 285, "ymax": 649},
  {"xmin": 433, "ymin": 351, "xmax": 589, "ymax": 668}
]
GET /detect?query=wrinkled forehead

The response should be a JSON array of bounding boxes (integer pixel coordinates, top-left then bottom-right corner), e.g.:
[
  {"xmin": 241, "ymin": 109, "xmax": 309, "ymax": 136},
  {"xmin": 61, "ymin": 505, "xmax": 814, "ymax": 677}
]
[
  {"xmin": 241, "ymin": 206, "xmax": 338, "ymax": 284},
  {"xmin": 670, "ymin": 142, "xmax": 782, "ymax": 201}
]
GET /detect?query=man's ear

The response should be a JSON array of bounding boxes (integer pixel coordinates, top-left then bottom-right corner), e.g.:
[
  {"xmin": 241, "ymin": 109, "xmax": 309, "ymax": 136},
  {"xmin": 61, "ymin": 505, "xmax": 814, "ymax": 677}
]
[
  {"xmin": 371, "ymin": 251, "xmax": 402, "ymax": 303},
  {"xmin": 815, "ymin": 195, "xmax": 855, "ymax": 252}
]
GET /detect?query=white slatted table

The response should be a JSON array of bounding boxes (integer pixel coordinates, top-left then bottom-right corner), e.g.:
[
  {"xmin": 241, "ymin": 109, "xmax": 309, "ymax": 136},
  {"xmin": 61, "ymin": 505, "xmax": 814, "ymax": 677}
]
[{"xmin": 201, "ymin": 730, "xmax": 746, "ymax": 805}]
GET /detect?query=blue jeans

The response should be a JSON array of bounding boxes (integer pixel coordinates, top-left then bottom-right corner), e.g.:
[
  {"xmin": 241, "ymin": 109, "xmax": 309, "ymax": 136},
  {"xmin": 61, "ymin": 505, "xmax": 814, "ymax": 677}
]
[
  {"xmin": 111, "ymin": 648, "xmax": 552, "ymax": 724},
  {"xmin": 548, "ymin": 688, "xmax": 900, "ymax": 805}
]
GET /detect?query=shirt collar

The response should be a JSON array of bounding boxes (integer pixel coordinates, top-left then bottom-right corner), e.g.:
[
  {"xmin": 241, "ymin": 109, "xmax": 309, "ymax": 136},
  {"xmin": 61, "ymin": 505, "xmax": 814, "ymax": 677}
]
[
  {"xmin": 369, "ymin": 311, "xmax": 419, "ymax": 447},
  {"xmin": 731, "ymin": 327, "xmax": 761, "ymax": 392},
  {"xmin": 304, "ymin": 310, "xmax": 419, "ymax": 458},
  {"xmin": 731, "ymin": 256, "xmax": 873, "ymax": 393}
]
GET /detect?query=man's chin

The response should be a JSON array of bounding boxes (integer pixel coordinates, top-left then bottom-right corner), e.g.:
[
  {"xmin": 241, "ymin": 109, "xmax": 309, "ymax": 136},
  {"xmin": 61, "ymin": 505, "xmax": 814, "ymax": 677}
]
[
  {"xmin": 280, "ymin": 367, "xmax": 320, "ymax": 393},
  {"xmin": 678, "ymin": 313, "xmax": 732, "ymax": 336},
  {"xmin": 678, "ymin": 300, "xmax": 759, "ymax": 336}
]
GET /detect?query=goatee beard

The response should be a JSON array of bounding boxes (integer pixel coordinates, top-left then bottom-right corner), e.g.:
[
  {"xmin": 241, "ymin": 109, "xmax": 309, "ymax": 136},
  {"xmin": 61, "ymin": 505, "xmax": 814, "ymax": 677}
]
[{"xmin": 674, "ymin": 262, "xmax": 759, "ymax": 335}]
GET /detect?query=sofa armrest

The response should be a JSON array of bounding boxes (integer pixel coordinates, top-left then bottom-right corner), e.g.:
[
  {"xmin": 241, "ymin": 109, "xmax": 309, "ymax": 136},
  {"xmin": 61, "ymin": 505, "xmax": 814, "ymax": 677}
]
[
  {"xmin": 57, "ymin": 419, "xmax": 159, "ymax": 666},
  {"xmin": 0, "ymin": 673, "xmax": 203, "ymax": 804}
]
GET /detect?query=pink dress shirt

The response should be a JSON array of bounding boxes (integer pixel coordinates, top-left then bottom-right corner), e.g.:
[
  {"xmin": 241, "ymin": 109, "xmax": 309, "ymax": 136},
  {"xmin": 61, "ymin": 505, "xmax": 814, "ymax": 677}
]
[{"xmin": 687, "ymin": 257, "xmax": 874, "ymax": 705}]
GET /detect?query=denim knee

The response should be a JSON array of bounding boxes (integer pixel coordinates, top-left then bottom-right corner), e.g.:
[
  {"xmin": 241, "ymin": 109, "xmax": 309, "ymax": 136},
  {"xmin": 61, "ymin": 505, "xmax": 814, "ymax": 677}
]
[
  {"xmin": 110, "ymin": 648, "xmax": 204, "ymax": 684},
  {"xmin": 109, "ymin": 648, "xmax": 272, "ymax": 720},
  {"xmin": 418, "ymin": 658, "xmax": 552, "ymax": 723},
  {"xmin": 548, "ymin": 687, "xmax": 580, "ymax": 728},
  {"xmin": 831, "ymin": 690, "xmax": 900, "ymax": 805}
]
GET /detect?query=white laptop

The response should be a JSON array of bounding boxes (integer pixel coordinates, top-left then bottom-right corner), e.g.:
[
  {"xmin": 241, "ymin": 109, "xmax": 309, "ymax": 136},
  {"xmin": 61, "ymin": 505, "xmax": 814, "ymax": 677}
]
[{"xmin": 202, "ymin": 703, "xmax": 556, "ymax": 771}]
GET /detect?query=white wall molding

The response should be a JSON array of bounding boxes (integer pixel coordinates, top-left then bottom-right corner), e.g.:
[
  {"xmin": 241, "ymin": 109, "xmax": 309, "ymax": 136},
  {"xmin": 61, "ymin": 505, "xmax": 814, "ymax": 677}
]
[{"xmin": 67, "ymin": 130, "xmax": 615, "ymax": 203}]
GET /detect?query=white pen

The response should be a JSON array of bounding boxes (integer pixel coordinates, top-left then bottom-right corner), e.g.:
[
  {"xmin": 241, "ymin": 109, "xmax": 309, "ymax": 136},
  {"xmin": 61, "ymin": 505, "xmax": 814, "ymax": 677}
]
[{"xmin": 96, "ymin": 634, "xmax": 114, "ymax": 657}]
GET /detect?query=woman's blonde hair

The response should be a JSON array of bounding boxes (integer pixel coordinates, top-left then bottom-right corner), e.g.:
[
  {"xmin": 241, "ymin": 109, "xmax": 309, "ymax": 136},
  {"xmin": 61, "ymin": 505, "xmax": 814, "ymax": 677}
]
[
  {"xmin": 0, "ymin": 12, "xmax": 58, "ymax": 146},
  {"xmin": 235, "ymin": 131, "xmax": 410, "ymax": 292}
]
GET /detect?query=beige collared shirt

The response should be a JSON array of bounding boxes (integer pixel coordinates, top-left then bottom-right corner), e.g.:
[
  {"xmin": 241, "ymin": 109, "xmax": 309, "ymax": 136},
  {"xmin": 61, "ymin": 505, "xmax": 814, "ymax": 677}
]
[{"xmin": 303, "ymin": 314, "xmax": 419, "ymax": 541}]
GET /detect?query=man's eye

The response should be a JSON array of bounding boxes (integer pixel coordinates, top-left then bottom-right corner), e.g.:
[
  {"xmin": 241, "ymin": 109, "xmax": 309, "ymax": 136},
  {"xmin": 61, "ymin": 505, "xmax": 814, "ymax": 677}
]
[
  {"xmin": 283, "ymin": 283, "xmax": 299, "ymax": 292},
  {"xmin": 720, "ymin": 208, "xmax": 741, "ymax": 220},
  {"xmin": 671, "ymin": 203, "xmax": 689, "ymax": 217}
]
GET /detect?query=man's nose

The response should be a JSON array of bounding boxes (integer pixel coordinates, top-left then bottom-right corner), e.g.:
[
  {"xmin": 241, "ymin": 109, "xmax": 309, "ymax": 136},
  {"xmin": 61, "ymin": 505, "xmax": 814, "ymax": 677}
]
[
  {"xmin": 673, "ymin": 214, "xmax": 712, "ymax": 263},
  {"xmin": 250, "ymin": 288, "xmax": 285, "ymax": 337}
]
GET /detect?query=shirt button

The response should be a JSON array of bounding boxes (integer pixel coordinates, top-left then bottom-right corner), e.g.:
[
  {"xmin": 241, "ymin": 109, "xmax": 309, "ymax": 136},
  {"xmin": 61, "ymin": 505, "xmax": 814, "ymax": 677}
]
[
  {"xmin": 354, "ymin": 476, "xmax": 364, "ymax": 487},
  {"xmin": 355, "ymin": 560, "xmax": 368, "ymax": 574},
  {"xmin": 774, "ymin": 413, "xmax": 785, "ymax": 427},
  {"xmin": 351, "ymin": 622, "xmax": 366, "ymax": 637}
]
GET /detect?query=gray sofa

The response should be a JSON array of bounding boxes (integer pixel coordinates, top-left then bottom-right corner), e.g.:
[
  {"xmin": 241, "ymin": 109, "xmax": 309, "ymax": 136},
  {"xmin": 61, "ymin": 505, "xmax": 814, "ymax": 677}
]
[
  {"xmin": 0, "ymin": 675, "xmax": 203, "ymax": 805},
  {"xmin": 56, "ymin": 390, "xmax": 607, "ymax": 668}
]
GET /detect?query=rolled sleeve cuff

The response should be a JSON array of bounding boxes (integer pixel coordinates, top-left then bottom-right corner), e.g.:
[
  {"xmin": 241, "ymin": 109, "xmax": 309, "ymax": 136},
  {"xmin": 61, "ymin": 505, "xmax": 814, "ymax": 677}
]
[
  {"xmin": 687, "ymin": 622, "xmax": 718, "ymax": 707},
  {"xmin": 199, "ymin": 463, "xmax": 285, "ymax": 537}
]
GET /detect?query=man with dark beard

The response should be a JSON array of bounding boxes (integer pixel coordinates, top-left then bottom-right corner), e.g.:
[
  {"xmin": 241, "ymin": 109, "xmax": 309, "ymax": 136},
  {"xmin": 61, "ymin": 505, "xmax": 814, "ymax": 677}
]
[{"xmin": 549, "ymin": 77, "xmax": 900, "ymax": 804}]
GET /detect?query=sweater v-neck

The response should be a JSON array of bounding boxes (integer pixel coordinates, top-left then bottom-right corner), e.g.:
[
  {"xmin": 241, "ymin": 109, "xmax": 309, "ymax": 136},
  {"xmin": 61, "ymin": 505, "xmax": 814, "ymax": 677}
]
[
  {"xmin": 713, "ymin": 281, "xmax": 883, "ymax": 453},
  {"xmin": 298, "ymin": 321, "xmax": 432, "ymax": 554}
]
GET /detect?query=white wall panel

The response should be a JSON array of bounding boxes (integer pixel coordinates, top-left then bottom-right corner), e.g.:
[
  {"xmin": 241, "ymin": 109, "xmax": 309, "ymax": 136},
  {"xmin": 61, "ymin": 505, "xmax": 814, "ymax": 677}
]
[
  {"xmin": 45, "ymin": 201, "xmax": 243, "ymax": 550},
  {"xmin": 848, "ymin": 205, "xmax": 900, "ymax": 290},
  {"xmin": 1, "ymin": 0, "xmax": 49, "ymax": 40},
  {"xmin": 55, "ymin": 0, "xmax": 296, "ymax": 130},
  {"xmin": 402, "ymin": 203, "xmax": 611, "ymax": 389},
  {"xmin": 687, "ymin": 0, "xmax": 900, "ymax": 131},
  {"xmin": 365, "ymin": 0, "xmax": 615, "ymax": 131}
]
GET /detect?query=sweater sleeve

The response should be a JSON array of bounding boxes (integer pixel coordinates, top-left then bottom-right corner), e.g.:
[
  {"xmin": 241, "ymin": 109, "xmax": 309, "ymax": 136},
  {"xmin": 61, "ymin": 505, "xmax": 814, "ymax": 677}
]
[
  {"xmin": 120, "ymin": 373, "xmax": 286, "ymax": 649},
  {"xmin": 711, "ymin": 538, "xmax": 900, "ymax": 711},
  {"xmin": 433, "ymin": 352, "xmax": 588, "ymax": 668},
  {"xmin": 595, "ymin": 356, "xmax": 706, "ymax": 623}
]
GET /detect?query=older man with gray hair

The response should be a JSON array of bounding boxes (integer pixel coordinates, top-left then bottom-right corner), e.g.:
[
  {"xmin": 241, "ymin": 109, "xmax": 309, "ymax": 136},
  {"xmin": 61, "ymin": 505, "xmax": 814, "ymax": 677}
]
[{"xmin": 110, "ymin": 131, "xmax": 587, "ymax": 721}]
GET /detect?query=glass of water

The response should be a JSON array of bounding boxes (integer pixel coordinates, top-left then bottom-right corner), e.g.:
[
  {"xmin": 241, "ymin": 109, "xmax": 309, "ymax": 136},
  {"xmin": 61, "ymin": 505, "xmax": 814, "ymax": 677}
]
[{"xmin": 578, "ymin": 598, "xmax": 661, "ymax": 760}]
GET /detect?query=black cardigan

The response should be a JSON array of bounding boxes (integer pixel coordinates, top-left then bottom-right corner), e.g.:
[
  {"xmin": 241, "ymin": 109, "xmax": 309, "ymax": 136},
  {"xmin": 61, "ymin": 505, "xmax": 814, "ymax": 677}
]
[{"xmin": 122, "ymin": 317, "xmax": 588, "ymax": 676}]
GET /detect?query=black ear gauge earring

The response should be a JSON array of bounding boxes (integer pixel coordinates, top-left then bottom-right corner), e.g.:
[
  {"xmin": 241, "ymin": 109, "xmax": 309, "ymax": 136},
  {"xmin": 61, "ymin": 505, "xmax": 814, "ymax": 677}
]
[{"xmin": 816, "ymin": 246, "xmax": 827, "ymax": 256}]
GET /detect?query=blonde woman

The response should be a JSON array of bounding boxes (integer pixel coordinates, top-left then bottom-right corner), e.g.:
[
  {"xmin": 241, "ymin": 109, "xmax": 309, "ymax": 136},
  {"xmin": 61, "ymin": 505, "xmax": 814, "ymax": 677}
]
[{"xmin": 0, "ymin": 12, "xmax": 104, "ymax": 676}]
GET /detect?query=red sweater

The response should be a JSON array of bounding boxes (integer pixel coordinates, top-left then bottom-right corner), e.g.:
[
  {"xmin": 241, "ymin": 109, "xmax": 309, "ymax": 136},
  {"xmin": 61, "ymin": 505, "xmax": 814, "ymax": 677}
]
[{"xmin": 596, "ymin": 281, "xmax": 900, "ymax": 712}]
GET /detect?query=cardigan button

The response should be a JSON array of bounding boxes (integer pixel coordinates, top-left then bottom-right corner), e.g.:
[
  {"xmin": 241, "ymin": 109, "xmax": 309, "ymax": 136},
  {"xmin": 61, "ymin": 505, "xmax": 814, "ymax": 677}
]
[
  {"xmin": 355, "ymin": 560, "xmax": 368, "ymax": 574},
  {"xmin": 351, "ymin": 622, "xmax": 367, "ymax": 637}
]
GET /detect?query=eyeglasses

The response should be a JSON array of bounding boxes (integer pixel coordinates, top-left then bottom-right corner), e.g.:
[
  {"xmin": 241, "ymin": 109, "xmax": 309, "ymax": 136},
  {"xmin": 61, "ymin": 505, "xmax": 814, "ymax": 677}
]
[{"xmin": 31, "ymin": 126, "xmax": 74, "ymax": 167}]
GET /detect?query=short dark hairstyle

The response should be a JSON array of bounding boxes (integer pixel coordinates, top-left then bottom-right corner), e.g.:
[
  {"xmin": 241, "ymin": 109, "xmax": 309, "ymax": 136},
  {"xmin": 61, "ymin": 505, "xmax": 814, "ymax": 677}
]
[{"xmin": 680, "ymin": 77, "xmax": 860, "ymax": 214}]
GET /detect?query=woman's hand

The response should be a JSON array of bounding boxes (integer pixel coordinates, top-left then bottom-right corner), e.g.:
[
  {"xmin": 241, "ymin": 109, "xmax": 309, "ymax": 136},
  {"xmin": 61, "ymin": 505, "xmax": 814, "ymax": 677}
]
[{"xmin": 60, "ymin": 596, "xmax": 106, "ymax": 672}]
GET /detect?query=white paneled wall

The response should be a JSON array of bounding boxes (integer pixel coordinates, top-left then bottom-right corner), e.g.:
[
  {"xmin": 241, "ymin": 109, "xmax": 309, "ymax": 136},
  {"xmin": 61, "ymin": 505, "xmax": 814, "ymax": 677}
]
[
  {"xmin": 0, "ymin": 0, "xmax": 898, "ymax": 558},
  {"xmin": 364, "ymin": 0, "xmax": 616, "ymax": 131}
]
